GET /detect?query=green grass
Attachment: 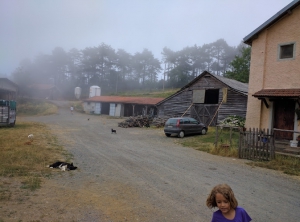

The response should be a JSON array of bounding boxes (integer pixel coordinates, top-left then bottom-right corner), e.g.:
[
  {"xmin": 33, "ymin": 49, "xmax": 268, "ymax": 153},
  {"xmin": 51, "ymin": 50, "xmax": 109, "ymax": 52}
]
[
  {"xmin": 179, "ymin": 127, "xmax": 240, "ymax": 157},
  {"xmin": 247, "ymin": 154, "xmax": 300, "ymax": 176},
  {"xmin": 109, "ymin": 88, "xmax": 179, "ymax": 98},
  {"xmin": 0, "ymin": 121, "xmax": 68, "ymax": 194}
]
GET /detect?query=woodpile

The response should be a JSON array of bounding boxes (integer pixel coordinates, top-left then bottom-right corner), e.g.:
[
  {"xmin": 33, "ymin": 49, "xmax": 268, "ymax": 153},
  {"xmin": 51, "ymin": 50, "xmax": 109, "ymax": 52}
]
[
  {"xmin": 118, "ymin": 116, "xmax": 153, "ymax": 128},
  {"xmin": 118, "ymin": 116, "xmax": 169, "ymax": 128}
]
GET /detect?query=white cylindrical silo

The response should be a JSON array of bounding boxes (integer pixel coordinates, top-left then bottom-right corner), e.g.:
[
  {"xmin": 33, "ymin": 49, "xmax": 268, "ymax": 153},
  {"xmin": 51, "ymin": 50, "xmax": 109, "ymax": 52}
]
[
  {"xmin": 74, "ymin": 87, "xmax": 81, "ymax": 99},
  {"xmin": 89, "ymin": 86, "xmax": 101, "ymax": 98}
]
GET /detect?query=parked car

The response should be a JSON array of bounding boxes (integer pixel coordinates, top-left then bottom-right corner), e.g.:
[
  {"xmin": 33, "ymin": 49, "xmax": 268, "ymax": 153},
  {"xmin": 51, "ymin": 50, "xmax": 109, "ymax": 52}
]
[{"xmin": 164, "ymin": 117, "xmax": 208, "ymax": 138}]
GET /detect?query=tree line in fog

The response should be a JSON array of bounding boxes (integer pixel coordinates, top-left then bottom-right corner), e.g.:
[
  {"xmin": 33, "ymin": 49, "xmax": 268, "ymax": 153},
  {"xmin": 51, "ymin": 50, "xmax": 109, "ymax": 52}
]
[{"xmin": 12, "ymin": 39, "xmax": 250, "ymax": 99}]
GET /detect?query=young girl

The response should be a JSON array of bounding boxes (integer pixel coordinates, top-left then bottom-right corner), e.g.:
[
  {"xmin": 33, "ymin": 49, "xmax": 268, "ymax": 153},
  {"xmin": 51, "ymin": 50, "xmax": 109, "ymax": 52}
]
[{"xmin": 206, "ymin": 184, "xmax": 251, "ymax": 222}]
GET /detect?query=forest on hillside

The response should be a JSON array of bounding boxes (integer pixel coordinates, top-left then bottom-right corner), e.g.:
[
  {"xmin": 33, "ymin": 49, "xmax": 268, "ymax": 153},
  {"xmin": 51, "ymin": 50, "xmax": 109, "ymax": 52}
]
[{"xmin": 11, "ymin": 39, "xmax": 250, "ymax": 99}]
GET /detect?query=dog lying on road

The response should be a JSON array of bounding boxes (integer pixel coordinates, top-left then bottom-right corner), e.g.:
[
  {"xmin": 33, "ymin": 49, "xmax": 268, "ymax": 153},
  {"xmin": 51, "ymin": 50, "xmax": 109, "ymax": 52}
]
[{"xmin": 47, "ymin": 161, "xmax": 77, "ymax": 171}]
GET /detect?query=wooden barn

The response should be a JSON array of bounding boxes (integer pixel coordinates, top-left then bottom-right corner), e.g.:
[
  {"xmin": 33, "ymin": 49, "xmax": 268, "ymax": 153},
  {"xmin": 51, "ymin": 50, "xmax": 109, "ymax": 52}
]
[
  {"xmin": 0, "ymin": 78, "xmax": 18, "ymax": 100},
  {"xmin": 156, "ymin": 71, "xmax": 248, "ymax": 126}
]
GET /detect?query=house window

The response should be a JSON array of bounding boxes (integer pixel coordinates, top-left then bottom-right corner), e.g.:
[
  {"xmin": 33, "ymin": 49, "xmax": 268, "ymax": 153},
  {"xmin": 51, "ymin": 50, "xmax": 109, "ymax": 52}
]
[{"xmin": 278, "ymin": 43, "xmax": 295, "ymax": 59}]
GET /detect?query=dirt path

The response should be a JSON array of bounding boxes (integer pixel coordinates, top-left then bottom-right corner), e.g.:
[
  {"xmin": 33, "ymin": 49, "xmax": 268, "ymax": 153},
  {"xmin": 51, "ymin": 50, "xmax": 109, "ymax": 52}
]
[{"xmin": 1, "ymin": 101, "xmax": 300, "ymax": 221}]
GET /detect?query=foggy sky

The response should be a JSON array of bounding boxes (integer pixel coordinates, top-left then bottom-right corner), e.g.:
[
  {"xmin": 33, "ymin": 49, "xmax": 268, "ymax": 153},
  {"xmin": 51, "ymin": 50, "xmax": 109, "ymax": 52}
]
[{"xmin": 0, "ymin": 0, "xmax": 293, "ymax": 78}]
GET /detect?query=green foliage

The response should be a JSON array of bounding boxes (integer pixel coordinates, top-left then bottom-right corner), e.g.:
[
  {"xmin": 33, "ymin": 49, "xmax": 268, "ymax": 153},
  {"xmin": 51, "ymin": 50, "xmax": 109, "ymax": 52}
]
[
  {"xmin": 218, "ymin": 115, "xmax": 245, "ymax": 127},
  {"xmin": 224, "ymin": 46, "xmax": 251, "ymax": 83}
]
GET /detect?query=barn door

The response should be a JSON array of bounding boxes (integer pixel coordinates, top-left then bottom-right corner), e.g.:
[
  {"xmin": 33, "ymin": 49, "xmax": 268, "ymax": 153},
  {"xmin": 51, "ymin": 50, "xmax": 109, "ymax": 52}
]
[
  {"xmin": 192, "ymin": 104, "xmax": 218, "ymax": 126},
  {"xmin": 273, "ymin": 99, "xmax": 295, "ymax": 140}
]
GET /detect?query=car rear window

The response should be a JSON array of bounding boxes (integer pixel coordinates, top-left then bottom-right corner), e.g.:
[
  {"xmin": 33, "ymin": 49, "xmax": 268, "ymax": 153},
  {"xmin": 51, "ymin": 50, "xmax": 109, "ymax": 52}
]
[{"xmin": 166, "ymin": 119, "xmax": 178, "ymax": 125}]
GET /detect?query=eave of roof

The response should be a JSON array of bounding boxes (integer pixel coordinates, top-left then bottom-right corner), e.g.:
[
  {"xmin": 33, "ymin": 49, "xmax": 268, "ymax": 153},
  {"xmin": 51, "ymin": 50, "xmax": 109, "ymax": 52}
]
[
  {"xmin": 253, "ymin": 88, "xmax": 300, "ymax": 98},
  {"xmin": 156, "ymin": 71, "xmax": 248, "ymax": 106},
  {"xmin": 243, "ymin": 0, "xmax": 300, "ymax": 45},
  {"xmin": 84, "ymin": 96, "xmax": 164, "ymax": 105}
]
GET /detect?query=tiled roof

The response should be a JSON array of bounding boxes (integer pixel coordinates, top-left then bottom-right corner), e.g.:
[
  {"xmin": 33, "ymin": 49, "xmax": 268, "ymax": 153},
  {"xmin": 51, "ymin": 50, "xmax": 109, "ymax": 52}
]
[
  {"xmin": 253, "ymin": 89, "xmax": 300, "ymax": 98},
  {"xmin": 84, "ymin": 96, "xmax": 164, "ymax": 105}
]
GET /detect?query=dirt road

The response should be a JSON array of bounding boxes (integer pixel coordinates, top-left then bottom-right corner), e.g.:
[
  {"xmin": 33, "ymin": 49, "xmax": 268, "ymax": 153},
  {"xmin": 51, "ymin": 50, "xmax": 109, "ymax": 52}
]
[{"xmin": 3, "ymin": 101, "xmax": 300, "ymax": 221}]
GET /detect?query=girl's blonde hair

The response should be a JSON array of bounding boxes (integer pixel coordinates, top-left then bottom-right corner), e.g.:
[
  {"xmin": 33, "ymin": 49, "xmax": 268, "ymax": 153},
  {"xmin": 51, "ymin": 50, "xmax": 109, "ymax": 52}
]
[{"xmin": 206, "ymin": 184, "xmax": 238, "ymax": 209}]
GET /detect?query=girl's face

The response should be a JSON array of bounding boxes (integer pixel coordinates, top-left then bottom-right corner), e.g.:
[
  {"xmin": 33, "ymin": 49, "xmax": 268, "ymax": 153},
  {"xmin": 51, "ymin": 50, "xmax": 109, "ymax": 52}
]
[{"xmin": 215, "ymin": 193, "xmax": 231, "ymax": 214}]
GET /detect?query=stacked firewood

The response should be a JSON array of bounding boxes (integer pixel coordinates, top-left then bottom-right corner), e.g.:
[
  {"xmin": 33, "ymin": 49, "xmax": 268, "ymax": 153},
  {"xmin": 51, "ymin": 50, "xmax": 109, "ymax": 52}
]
[
  {"xmin": 118, "ymin": 116, "xmax": 170, "ymax": 128},
  {"xmin": 118, "ymin": 116, "xmax": 153, "ymax": 128}
]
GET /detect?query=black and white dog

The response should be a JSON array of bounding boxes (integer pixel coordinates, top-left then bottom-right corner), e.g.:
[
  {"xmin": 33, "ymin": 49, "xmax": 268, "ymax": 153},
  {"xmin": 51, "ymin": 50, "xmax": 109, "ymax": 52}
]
[
  {"xmin": 111, "ymin": 128, "xmax": 117, "ymax": 134},
  {"xmin": 48, "ymin": 161, "xmax": 77, "ymax": 171}
]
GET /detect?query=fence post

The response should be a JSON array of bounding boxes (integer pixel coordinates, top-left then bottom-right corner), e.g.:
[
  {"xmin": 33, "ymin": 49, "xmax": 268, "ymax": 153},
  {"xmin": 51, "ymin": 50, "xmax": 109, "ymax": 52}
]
[{"xmin": 215, "ymin": 126, "xmax": 218, "ymax": 148}]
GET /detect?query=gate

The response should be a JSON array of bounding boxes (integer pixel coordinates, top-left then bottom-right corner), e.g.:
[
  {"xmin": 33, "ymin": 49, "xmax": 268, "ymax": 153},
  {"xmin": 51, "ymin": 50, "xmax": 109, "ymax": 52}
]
[
  {"xmin": 239, "ymin": 128, "xmax": 275, "ymax": 160},
  {"xmin": 191, "ymin": 104, "xmax": 218, "ymax": 126}
]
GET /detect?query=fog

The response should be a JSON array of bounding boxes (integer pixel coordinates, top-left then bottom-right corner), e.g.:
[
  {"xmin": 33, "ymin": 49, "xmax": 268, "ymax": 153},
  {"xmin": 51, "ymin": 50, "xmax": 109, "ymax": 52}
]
[{"xmin": 0, "ymin": 0, "xmax": 292, "ymax": 77}]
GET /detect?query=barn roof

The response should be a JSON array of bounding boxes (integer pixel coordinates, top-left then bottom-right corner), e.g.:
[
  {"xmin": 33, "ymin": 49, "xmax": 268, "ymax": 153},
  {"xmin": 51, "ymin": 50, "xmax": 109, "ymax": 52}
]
[
  {"xmin": 0, "ymin": 78, "xmax": 18, "ymax": 88},
  {"xmin": 156, "ymin": 71, "xmax": 248, "ymax": 106},
  {"xmin": 243, "ymin": 0, "xmax": 300, "ymax": 45},
  {"xmin": 84, "ymin": 96, "xmax": 164, "ymax": 105}
]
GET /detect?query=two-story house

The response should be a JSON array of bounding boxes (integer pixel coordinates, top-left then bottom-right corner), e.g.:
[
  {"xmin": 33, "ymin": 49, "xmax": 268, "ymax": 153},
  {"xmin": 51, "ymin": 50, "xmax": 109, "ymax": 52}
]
[{"xmin": 243, "ymin": 0, "xmax": 300, "ymax": 141}]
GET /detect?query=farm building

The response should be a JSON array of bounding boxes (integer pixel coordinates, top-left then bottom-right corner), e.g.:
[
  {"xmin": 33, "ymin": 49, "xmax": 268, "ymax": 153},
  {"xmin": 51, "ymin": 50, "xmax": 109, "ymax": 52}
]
[
  {"xmin": 156, "ymin": 71, "xmax": 248, "ymax": 126},
  {"xmin": 243, "ymin": 0, "xmax": 300, "ymax": 141},
  {"xmin": 0, "ymin": 78, "xmax": 18, "ymax": 100},
  {"xmin": 83, "ymin": 96, "xmax": 164, "ymax": 117}
]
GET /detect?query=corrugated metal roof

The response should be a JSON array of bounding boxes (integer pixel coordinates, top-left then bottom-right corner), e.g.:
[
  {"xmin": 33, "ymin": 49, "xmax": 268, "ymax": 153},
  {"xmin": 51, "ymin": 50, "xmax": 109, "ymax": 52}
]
[
  {"xmin": 253, "ymin": 88, "xmax": 300, "ymax": 98},
  {"xmin": 84, "ymin": 96, "xmax": 164, "ymax": 105},
  {"xmin": 243, "ymin": 0, "xmax": 300, "ymax": 45},
  {"xmin": 211, "ymin": 74, "xmax": 248, "ymax": 94}
]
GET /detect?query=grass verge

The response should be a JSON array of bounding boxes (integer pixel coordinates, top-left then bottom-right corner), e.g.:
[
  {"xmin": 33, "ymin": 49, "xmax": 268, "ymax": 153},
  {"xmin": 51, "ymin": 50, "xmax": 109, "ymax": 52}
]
[
  {"xmin": 178, "ymin": 127, "xmax": 300, "ymax": 176},
  {"xmin": 17, "ymin": 98, "xmax": 57, "ymax": 116},
  {"xmin": 0, "ymin": 121, "xmax": 69, "ymax": 195}
]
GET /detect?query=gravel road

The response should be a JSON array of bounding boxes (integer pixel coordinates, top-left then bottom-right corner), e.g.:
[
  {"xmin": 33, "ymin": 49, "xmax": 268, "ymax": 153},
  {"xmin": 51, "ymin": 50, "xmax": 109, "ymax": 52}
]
[{"xmin": 18, "ymin": 101, "xmax": 300, "ymax": 222}]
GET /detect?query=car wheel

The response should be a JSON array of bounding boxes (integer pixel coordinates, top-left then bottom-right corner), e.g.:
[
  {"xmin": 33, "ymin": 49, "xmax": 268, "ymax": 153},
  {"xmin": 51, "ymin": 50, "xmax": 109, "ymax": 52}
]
[
  {"xmin": 165, "ymin": 133, "xmax": 171, "ymax": 137},
  {"xmin": 178, "ymin": 131, "xmax": 185, "ymax": 138},
  {"xmin": 201, "ymin": 128, "xmax": 207, "ymax": 135}
]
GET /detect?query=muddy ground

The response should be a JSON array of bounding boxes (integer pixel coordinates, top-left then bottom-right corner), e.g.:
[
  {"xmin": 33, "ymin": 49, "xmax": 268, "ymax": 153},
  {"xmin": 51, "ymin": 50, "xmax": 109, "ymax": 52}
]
[{"xmin": 1, "ymin": 101, "xmax": 300, "ymax": 222}]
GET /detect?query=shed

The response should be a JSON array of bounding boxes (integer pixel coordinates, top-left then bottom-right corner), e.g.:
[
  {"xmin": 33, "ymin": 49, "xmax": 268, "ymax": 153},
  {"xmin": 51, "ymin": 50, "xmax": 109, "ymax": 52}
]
[
  {"xmin": 156, "ymin": 71, "xmax": 248, "ymax": 126},
  {"xmin": 83, "ymin": 96, "xmax": 164, "ymax": 117},
  {"xmin": 0, "ymin": 78, "xmax": 18, "ymax": 100}
]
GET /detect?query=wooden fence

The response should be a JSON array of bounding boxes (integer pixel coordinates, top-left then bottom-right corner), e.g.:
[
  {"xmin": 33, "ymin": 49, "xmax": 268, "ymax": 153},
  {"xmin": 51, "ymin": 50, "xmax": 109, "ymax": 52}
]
[{"xmin": 239, "ymin": 128, "xmax": 275, "ymax": 160}]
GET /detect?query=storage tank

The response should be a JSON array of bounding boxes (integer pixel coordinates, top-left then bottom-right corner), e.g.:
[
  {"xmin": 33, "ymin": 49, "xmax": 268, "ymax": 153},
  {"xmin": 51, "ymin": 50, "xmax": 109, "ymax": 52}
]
[
  {"xmin": 89, "ymin": 86, "xmax": 101, "ymax": 98},
  {"xmin": 74, "ymin": 87, "xmax": 81, "ymax": 99}
]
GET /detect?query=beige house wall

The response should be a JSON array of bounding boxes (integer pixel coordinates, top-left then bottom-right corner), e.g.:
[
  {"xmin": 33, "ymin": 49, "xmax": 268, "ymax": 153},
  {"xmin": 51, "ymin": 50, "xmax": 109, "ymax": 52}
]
[{"xmin": 245, "ymin": 5, "xmax": 300, "ymax": 130}]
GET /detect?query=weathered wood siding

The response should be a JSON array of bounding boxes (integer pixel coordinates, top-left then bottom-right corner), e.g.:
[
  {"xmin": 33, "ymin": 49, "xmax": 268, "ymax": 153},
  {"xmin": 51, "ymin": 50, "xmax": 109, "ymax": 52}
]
[
  {"xmin": 218, "ymin": 89, "xmax": 248, "ymax": 121},
  {"xmin": 157, "ymin": 89, "xmax": 192, "ymax": 117}
]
